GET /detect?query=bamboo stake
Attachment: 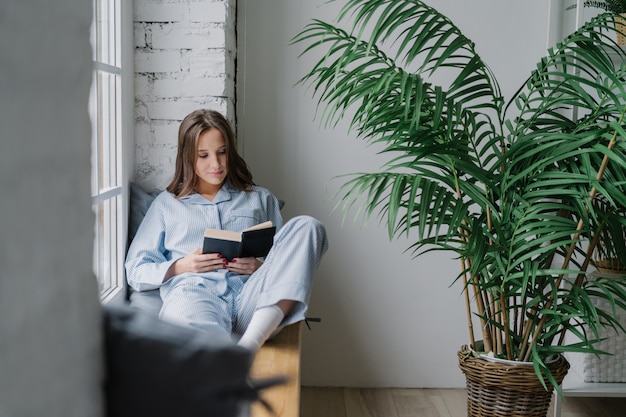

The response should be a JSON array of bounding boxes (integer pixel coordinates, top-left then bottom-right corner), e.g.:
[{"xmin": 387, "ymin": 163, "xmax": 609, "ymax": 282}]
[
  {"xmin": 501, "ymin": 291, "xmax": 512, "ymax": 360},
  {"xmin": 518, "ymin": 294, "xmax": 526, "ymax": 348},
  {"xmin": 468, "ymin": 260, "xmax": 493, "ymax": 353},
  {"xmin": 513, "ymin": 296, "xmax": 519, "ymax": 338},
  {"xmin": 572, "ymin": 231, "xmax": 600, "ymax": 289},
  {"xmin": 482, "ymin": 209, "xmax": 498, "ymax": 353},
  {"xmin": 484, "ymin": 291, "xmax": 493, "ymax": 352},
  {"xmin": 461, "ymin": 258, "xmax": 476, "ymax": 349},
  {"xmin": 489, "ymin": 291, "xmax": 503, "ymax": 355},
  {"xmin": 519, "ymin": 307, "xmax": 539, "ymax": 360}
]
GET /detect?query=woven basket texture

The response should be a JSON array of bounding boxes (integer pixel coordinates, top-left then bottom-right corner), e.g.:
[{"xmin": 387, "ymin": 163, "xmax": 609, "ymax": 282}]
[
  {"xmin": 458, "ymin": 348, "xmax": 569, "ymax": 417},
  {"xmin": 582, "ymin": 296, "xmax": 626, "ymax": 382},
  {"xmin": 617, "ymin": 14, "xmax": 626, "ymax": 46},
  {"xmin": 593, "ymin": 258, "xmax": 626, "ymax": 275}
]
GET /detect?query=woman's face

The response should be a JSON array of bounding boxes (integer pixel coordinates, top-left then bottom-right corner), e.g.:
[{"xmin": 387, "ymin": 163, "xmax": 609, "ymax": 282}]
[{"xmin": 194, "ymin": 128, "xmax": 228, "ymax": 193}]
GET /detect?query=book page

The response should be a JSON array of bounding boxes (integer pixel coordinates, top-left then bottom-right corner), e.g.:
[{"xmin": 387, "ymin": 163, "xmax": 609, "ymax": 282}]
[
  {"xmin": 243, "ymin": 221, "xmax": 273, "ymax": 232},
  {"xmin": 204, "ymin": 228, "xmax": 242, "ymax": 242},
  {"xmin": 204, "ymin": 221, "xmax": 273, "ymax": 242}
]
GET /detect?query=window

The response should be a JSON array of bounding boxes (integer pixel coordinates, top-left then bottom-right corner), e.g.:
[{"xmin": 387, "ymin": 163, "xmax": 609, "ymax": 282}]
[{"xmin": 90, "ymin": 0, "xmax": 133, "ymax": 303}]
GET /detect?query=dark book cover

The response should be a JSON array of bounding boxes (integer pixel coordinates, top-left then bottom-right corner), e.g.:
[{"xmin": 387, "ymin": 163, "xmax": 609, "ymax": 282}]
[{"xmin": 202, "ymin": 221, "xmax": 276, "ymax": 261}]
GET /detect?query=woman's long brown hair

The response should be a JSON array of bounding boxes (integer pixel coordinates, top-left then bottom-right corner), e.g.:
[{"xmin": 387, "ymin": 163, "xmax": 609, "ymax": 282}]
[{"xmin": 166, "ymin": 109, "xmax": 254, "ymax": 198}]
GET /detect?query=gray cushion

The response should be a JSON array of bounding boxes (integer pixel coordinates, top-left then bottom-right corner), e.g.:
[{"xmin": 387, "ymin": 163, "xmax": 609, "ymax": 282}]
[
  {"xmin": 128, "ymin": 182, "xmax": 159, "ymax": 244},
  {"xmin": 128, "ymin": 288, "xmax": 162, "ymax": 316},
  {"xmin": 127, "ymin": 183, "xmax": 162, "ymax": 311}
]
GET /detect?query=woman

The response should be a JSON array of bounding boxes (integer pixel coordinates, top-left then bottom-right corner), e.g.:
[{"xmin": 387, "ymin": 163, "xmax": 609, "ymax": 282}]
[{"xmin": 125, "ymin": 109, "xmax": 328, "ymax": 352}]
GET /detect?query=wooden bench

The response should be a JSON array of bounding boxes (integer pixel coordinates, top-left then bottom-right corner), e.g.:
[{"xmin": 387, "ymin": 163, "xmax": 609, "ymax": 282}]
[{"xmin": 250, "ymin": 321, "xmax": 303, "ymax": 417}]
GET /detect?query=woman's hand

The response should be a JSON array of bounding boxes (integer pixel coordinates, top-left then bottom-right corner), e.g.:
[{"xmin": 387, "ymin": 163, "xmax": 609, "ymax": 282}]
[
  {"xmin": 164, "ymin": 248, "xmax": 226, "ymax": 281},
  {"xmin": 224, "ymin": 257, "xmax": 263, "ymax": 275}
]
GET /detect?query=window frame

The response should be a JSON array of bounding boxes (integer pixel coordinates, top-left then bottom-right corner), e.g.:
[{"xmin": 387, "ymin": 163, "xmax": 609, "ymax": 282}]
[{"xmin": 90, "ymin": 0, "xmax": 134, "ymax": 304}]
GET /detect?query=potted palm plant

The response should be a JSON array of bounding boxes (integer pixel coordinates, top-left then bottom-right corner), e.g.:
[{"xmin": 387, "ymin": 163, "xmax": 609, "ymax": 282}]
[{"xmin": 293, "ymin": 0, "xmax": 626, "ymax": 415}]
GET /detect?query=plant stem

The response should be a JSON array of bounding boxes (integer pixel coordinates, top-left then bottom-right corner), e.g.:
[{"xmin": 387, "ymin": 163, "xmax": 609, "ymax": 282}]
[
  {"xmin": 501, "ymin": 292, "xmax": 512, "ymax": 359},
  {"xmin": 461, "ymin": 259, "xmax": 476, "ymax": 349}
]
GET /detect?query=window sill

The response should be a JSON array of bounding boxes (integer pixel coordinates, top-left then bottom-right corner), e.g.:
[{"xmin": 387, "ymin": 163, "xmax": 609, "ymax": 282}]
[{"xmin": 101, "ymin": 285, "xmax": 126, "ymax": 305}]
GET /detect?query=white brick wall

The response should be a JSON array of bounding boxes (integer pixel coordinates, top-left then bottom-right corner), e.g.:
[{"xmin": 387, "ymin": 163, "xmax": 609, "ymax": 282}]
[{"xmin": 134, "ymin": 0, "xmax": 235, "ymax": 191}]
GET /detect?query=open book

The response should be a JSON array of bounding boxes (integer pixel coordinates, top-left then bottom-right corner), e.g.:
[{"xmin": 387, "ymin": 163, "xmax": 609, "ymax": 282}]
[{"xmin": 202, "ymin": 221, "xmax": 276, "ymax": 261}]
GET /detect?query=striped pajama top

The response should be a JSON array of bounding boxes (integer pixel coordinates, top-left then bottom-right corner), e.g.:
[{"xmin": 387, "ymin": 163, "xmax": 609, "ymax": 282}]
[{"xmin": 125, "ymin": 182, "xmax": 284, "ymax": 292}]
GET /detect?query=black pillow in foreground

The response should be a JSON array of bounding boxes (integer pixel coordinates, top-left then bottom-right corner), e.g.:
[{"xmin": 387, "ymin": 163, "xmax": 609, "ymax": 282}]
[{"xmin": 103, "ymin": 305, "xmax": 256, "ymax": 417}]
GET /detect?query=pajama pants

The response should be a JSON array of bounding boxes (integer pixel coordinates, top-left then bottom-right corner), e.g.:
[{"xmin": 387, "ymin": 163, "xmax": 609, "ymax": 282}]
[{"xmin": 158, "ymin": 215, "xmax": 328, "ymax": 342}]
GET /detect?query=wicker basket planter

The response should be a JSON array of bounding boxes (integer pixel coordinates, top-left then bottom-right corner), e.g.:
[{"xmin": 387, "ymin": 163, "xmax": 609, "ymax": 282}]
[
  {"xmin": 616, "ymin": 14, "xmax": 626, "ymax": 46},
  {"xmin": 458, "ymin": 347, "xmax": 570, "ymax": 417},
  {"xmin": 593, "ymin": 258, "xmax": 626, "ymax": 275}
]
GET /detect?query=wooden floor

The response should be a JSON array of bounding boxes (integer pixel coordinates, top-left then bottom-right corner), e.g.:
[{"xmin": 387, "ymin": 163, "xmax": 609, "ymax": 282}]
[{"xmin": 300, "ymin": 387, "xmax": 626, "ymax": 417}]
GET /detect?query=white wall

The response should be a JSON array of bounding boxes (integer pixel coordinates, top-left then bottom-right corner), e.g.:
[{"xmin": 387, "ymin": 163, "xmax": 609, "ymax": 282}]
[
  {"xmin": 0, "ymin": 0, "xmax": 103, "ymax": 415},
  {"xmin": 237, "ymin": 0, "xmax": 553, "ymax": 387}
]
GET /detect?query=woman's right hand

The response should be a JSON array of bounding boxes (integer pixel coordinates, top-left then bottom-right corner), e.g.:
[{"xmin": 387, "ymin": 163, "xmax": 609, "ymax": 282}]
[{"xmin": 163, "ymin": 248, "xmax": 225, "ymax": 281}]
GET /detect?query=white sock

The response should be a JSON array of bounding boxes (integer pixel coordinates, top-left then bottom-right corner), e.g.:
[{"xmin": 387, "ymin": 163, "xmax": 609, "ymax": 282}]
[{"xmin": 238, "ymin": 304, "xmax": 285, "ymax": 352}]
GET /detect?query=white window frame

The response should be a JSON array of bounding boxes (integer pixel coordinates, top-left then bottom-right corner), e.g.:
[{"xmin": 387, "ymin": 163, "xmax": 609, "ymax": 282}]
[{"xmin": 90, "ymin": 0, "xmax": 134, "ymax": 304}]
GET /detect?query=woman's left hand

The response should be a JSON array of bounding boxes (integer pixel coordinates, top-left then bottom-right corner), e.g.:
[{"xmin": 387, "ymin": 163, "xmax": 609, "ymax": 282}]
[{"xmin": 224, "ymin": 257, "xmax": 262, "ymax": 275}]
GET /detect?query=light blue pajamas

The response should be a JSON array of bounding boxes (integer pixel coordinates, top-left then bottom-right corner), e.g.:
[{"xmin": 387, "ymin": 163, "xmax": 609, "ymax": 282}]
[{"xmin": 125, "ymin": 182, "xmax": 328, "ymax": 342}]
